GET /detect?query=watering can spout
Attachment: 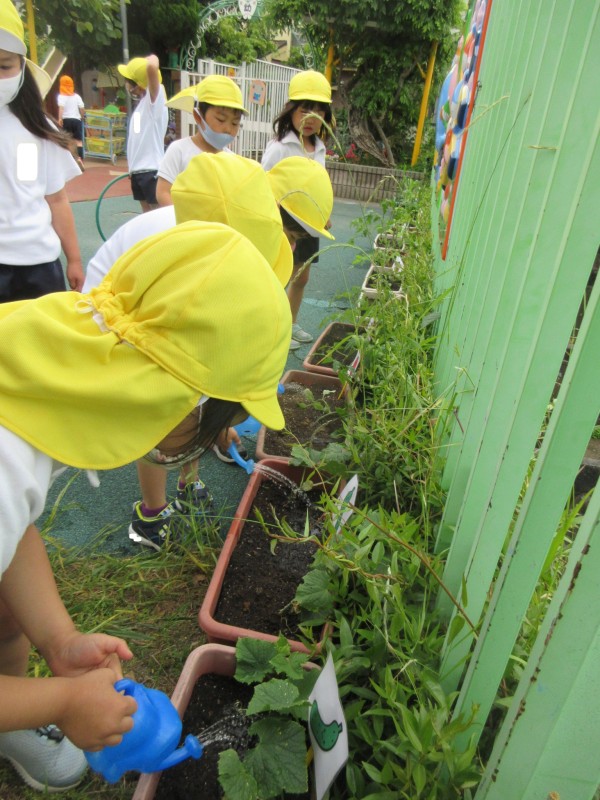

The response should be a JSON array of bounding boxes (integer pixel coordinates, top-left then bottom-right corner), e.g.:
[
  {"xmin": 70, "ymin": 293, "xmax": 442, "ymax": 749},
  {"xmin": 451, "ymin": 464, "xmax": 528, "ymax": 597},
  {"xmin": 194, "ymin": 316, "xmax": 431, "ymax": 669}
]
[
  {"xmin": 227, "ymin": 442, "xmax": 255, "ymax": 474},
  {"xmin": 155, "ymin": 734, "xmax": 204, "ymax": 771}
]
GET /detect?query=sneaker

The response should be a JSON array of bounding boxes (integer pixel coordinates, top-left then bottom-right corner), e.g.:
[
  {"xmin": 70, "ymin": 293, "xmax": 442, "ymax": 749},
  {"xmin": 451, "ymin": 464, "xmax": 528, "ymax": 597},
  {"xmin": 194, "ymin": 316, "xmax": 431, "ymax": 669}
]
[
  {"xmin": 212, "ymin": 442, "xmax": 249, "ymax": 464},
  {"xmin": 174, "ymin": 479, "xmax": 213, "ymax": 512},
  {"xmin": 128, "ymin": 501, "xmax": 175, "ymax": 550},
  {"xmin": 291, "ymin": 323, "xmax": 313, "ymax": 343},
  {"xmin": 0, "ymin": 726, "xmax": 87, "ymax": 792},
  {"xmin": 289, "ymin": 337, "xmax": 301, "ymax": 351}
]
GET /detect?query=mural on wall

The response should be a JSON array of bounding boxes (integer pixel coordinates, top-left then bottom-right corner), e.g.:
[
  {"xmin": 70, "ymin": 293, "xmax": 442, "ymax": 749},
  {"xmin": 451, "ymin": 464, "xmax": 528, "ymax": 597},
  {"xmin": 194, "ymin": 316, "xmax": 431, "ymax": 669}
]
[{"xmin": 434, "ymin": 0, "xmax": 492, "ymax": 258}]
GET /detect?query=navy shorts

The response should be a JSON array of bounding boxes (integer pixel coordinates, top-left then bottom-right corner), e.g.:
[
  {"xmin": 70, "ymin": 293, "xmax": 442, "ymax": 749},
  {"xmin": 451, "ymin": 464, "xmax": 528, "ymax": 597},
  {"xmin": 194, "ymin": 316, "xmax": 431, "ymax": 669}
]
[
  {"xmin": 62, "ymin": 117, "xmax": 83, "ymax": 141},
  {"xmin": 294, "ymin": 235, "xmax": 320, "ymax": 266},
  {"xmin": 130, "ymin": 171, "xmax": 158, "ymax": 204},
  {"xmin": 0, "ymin": 259, "xmax": 66, "ymax": 303}
]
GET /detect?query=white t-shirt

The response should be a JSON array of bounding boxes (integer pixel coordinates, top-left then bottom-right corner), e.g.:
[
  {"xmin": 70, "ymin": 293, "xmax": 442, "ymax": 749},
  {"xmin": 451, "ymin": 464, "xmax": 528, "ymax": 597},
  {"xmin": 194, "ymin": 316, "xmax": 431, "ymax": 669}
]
[
  {"xmin": 158, "ymin": 137, "xmax": 206, "ymax": 185},
  {"xmin": 261, "ymin": 130, "xmax": 326, "ymax": 171},
  {"xmin": 0, "ymin": 106, "xmax": 81, "ymax": 265},
  {"xmin": 158, "ymin": 138, "xmax": 234, "ymax": 185},
  {"xmin": 126, "ymin": 86, "xmax": 168, "ymax": 173},
  {"xmin": 0, "ymin": 425, "xmax": 54, "ymax": 577},
  {"xmin": 57, "ymin": 94, "xmax": 84, "ymax": 120},
  {"xmin": 83, "ymin": 206, "xmax": 176, "ymax": 291}
]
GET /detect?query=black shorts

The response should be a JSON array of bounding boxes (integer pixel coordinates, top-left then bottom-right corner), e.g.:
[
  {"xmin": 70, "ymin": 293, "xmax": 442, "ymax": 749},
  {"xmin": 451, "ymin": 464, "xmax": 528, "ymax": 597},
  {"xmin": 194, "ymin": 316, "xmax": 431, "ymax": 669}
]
[
  {"xmin": 0, "ymin": 259, "xmax": 66, "ymax": 303},
  {"xmin": 130, "ymin": 171, "xmax": 158, "ymax": 204},
  {"xmin": 294, "ymin": 235, "xmax": 320, "ymax": 266},
  {"xmin": 63, "ymin": 117, "xmax": 83, "ymax": 141}
]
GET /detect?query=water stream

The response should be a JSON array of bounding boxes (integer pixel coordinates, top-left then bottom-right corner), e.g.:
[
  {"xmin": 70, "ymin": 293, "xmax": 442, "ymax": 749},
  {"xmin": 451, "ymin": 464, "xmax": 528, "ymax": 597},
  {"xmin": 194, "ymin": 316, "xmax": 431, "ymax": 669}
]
[
  {"xmin": 252, "ymin": 463, "xmax": 314, "ymax": 508},
  {"xmin": 194, "ymin": 703, "xmax": 250, "ymax": 751}
]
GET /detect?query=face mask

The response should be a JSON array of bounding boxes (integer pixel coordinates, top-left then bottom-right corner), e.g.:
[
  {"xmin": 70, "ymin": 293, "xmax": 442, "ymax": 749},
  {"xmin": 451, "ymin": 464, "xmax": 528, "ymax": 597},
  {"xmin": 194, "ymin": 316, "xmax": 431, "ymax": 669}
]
[
  {"xmin": 0, "ymin": 67, "xmax": 25, "ymax": 110},
  {"xmin": 198, "ymin": 115, "xmax": 235, "ymax": 150}
]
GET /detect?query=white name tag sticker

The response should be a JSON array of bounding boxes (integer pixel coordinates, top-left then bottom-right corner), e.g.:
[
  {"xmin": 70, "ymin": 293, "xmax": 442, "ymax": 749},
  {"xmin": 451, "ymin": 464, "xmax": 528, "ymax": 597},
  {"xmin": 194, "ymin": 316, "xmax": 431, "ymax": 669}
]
[
  {"xmin": 132, "ymin": 111, "xmax": 141, "ymax": 134},
  {"xmin": 16, "ymin": 142, "xmax": 38, "ymax": 181}
]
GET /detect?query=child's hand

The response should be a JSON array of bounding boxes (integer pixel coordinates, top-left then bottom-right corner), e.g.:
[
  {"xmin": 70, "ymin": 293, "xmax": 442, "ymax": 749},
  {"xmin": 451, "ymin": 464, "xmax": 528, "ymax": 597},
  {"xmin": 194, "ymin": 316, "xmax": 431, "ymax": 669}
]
[
  {"xmin": 45, "ymin": 632, "xmax": 133, "ymax": 681},
  {"xmin": 56, "ymin": 669, "xmax": 137, "ymax": 751},
  {"xmin": 215, "ymin": 426, "xmax": 241, "ymax": 452}
]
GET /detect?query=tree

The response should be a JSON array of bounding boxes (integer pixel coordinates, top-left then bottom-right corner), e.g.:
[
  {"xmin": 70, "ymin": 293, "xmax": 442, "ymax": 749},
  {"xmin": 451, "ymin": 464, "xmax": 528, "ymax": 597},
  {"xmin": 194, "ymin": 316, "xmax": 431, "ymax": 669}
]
[
  {"xmin": 33, "ymin": 0, "xmax": 124, "ymax": 72},
  {"xmin": 199, "ymin": 17, "xmax": 278, "ymax": 65},
  {"xmin": 263, "ymin": 0, "xmax": 464, "ymax": 166}
]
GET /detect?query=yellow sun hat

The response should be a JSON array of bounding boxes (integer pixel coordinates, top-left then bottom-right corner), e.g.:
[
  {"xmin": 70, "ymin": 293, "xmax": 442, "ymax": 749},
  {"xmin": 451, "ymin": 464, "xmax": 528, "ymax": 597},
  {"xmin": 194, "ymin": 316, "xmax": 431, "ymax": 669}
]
[
  {"xmin": 267, "ymin": 157, "xmax": 335, "ymax": 240},
  {"xmin": 167, "ymin": 75, "xmax": 248, "ymax": 114},
  {"xmin": 0, "ymin": 0, "xmax": 52, "ymax": 98},
  {"xmin": 172, "ymin": 152, "xmax": 292, "ymax": 286},
  {"xmin": 288, "ymin": 70, "xmax": 332, "ymax": 104},
  {"xmin": 0, "ymin": 222, "xmax": 291, "ymax": 469},
  {"xmin": 117, "ymin": 57, "xmax": 162, "ymax": 89}
]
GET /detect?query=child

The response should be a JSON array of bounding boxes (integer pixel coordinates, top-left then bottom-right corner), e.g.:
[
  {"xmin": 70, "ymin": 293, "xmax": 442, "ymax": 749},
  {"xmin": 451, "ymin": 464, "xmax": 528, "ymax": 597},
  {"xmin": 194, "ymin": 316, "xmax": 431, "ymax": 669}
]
[
  {"xmin": 117, "ymin": 55, "xmax": 168, "ymax": 212},
  {"xmin": 0, "ymin": 0, "xmax": 84, "ymax": 301},
  {"xmin": 82, "ymin": 152, "xmax": 332, "ymax": 545},
  {"xmin": 156, "ymin": 74, "xmax": 247, "ymax": 206},
  {"xmin": 0, "ymin": 221, "xmax": 290, "ymax": 791},
  {"xmin": 57, "ymin": 74, "xmax": 85, "ymax": 171},
  {"xmin": 261, "ymin": 70, "xmax": 335, "ymax": 351}
]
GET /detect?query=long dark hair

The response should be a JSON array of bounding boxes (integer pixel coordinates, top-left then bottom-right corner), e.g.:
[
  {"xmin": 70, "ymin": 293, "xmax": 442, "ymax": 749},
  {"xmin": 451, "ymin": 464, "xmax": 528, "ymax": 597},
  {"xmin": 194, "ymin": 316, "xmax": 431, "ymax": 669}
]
[
  {"xmin": 9, "ymin": 64, "xmax": 71, "ymax": 150},
  {"xmin": 196, "ymin": 398, "xmax": 246, "ymax": 451},
  {"xmin": 272, "ymin": 99, "xmax": 333, "ymax": 145}
]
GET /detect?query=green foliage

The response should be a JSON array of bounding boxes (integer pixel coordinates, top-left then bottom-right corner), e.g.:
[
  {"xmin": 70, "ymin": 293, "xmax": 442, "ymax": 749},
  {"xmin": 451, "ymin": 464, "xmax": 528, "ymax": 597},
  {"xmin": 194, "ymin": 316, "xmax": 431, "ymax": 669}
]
[
  {"xmin": 290, "ymin": 501, "xmax": 481, "ymax": 798},
  {"xmin": 218, "ymin": 637, "xmax": 319, "ymax": 800},
  {"xmin": 145, "ymin": 0, "xmax": 200, "ymax": 51},
  {"xmin": 200, "ymin": 17, "xmax": 278, "ymax": 64},
  {"xmin": 33, "ymin": 0, "xmax": 124, "ymax": 71},
  {"xmin": 263, "ymin": 0, "xmax": 464, "ymax": 165}
]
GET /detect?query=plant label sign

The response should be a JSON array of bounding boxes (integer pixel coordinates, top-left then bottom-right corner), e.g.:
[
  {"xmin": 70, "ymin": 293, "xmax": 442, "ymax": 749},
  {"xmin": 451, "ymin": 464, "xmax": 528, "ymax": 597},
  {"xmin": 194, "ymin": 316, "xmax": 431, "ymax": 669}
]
[
  {"xmin": 332, "ymin": 474, "xmax": 359, "ymax": 533},
  {"xmin": 308, "ymin": 653, "xmax": 348, "ymax": 799}
]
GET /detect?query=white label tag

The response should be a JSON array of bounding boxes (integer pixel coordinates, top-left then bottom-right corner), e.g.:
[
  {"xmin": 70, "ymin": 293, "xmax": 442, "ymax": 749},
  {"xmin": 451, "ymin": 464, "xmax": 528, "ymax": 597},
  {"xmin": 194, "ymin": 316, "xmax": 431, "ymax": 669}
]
[{"xmin": 17, "ymin": 142, "xmax": 38, "ymax": 181}]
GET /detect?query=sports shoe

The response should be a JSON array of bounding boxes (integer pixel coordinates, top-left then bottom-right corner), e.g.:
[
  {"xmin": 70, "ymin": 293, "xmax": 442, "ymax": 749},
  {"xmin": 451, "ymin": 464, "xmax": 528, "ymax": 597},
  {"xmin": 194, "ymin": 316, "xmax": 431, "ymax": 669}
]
[
  {"xmin": 212, "ymin": 442, "xmax": 249, "ymax": 464},
  {"xmin": 174, "ymin": 479, "xmax": 213, "ymax": 512},
  {"xmin": 291, "ymin": 323, "xmax": 313, "ymax": 343},
  {"xmin": 128, "ymin": 501, "xmax": 175, "ymax": 550},
  {"xmin": 0, "ymin": 725, "xmax": 87, "ymax": 792},
  {"xmin": 289, "ymin": 337, "xmax": 301, "ymax": 351}
]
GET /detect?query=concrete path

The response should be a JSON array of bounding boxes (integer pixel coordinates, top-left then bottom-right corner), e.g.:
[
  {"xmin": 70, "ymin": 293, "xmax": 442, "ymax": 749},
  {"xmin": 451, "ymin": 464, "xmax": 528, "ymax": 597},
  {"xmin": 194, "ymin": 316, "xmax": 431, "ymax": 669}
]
[{"xmin": 41, "ymin": 167, "xmax": 379, "ymax": 553}]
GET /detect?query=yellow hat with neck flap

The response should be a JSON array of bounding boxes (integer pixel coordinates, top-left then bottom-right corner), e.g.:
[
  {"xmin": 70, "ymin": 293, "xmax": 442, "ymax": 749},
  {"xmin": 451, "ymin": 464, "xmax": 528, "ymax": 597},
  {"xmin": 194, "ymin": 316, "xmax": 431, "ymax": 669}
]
[
  {"xmin": 0, "ymin": 222, "xmax": 291, "ymax": 469},
  {"xmin": 172, "ymin": 152, "xmax": 293, "ymax": 286}
]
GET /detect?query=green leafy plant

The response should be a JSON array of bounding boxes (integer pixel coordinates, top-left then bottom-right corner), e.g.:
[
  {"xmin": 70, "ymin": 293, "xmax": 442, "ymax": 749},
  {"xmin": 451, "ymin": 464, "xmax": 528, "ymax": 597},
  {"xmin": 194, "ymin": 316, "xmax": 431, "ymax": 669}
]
[{"xmin": 218, "ymin": 637, "xmax": 319, "ymax": 799}]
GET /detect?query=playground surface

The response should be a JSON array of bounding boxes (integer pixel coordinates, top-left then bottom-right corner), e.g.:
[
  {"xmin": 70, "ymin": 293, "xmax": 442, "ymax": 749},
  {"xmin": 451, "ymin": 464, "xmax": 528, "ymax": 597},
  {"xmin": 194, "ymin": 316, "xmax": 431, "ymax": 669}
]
[{"xmin": 43, "ymin": 157, "xmax": 378, "ymax": 554}]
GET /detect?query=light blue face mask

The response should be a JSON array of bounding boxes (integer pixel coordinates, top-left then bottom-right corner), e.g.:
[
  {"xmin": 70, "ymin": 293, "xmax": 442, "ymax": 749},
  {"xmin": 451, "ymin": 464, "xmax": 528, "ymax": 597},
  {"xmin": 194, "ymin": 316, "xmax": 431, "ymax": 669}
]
[{"xmin": 197, "ymin": 114, "xmax": 235, "ymax": 150}]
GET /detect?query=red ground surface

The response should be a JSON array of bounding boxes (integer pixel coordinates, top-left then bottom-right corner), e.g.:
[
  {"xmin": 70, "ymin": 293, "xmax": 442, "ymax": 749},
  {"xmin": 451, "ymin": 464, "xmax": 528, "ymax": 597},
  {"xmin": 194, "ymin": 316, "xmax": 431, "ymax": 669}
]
[{"xmin": 66, "ymin": 156, "xmax": 131, "ymax": 203}]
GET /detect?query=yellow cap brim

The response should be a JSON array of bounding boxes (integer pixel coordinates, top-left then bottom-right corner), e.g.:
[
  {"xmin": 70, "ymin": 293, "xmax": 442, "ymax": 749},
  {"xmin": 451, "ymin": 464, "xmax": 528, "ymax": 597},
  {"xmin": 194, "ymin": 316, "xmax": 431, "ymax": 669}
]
[{"xmin": 27, "ymin": 61, "xmax": 52, "ymax": 99}]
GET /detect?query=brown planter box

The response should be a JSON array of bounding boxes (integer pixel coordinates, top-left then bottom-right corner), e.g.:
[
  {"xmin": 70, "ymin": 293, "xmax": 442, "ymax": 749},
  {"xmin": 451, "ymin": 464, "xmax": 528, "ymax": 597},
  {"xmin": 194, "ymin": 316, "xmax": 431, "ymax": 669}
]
[
  {"xmin": 132, "ymin": 644, "xmax": 237, "ymax": 800},
  {"xmin": 199, "ymin": 459, "xmax": 337, "ymax": 654},
  {"xmin": 133, "ymin": 643, "xmax": 319, "ymax": 799},
  {"xmin": 256, "ymin": 369, "xmax": 347, "ymax": 462},
  {"xmin": 303, "ymin": 321, "xmax": 361, "ymax": 378}
]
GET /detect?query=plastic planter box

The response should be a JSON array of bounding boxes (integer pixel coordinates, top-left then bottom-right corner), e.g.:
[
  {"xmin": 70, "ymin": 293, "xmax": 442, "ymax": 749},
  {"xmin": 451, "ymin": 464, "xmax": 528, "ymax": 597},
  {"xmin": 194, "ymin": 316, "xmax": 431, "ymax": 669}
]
[{"xmin": 198, "ymin": 459, "xmax": 338, "ymax": 654}]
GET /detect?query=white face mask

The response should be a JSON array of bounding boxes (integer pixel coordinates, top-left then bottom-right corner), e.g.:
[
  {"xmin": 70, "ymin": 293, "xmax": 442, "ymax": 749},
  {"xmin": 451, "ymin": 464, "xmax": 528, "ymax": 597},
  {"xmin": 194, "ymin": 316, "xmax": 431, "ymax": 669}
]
[
  {"xmin": 197, "ymin": 115, "xmax": 235, "ymax": 150},
  {"xmin": 0, "ymin": 66, "xmax": 25, "ymax": 110}
]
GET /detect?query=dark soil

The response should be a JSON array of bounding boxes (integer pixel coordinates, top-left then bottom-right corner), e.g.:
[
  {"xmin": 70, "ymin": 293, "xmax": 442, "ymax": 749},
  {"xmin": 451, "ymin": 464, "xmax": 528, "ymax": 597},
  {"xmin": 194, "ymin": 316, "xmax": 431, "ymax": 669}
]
[
  {"xmin": 308, "ymin": 323, "xmax": 360, "ymax": 370},
  {"xmin": 263, "ymin": 379, "xmax": 345, "ymax": 458},
  {"xmin": 366, "ymin": 272, "xmax": 403, "ymax": 292},
  {"xmin": 154, "ymin": 675, "xmax": 312, "ymax": 799},
  {"xmin": 155, "ymin": 674, "xmax": 253, "ymax": 800},
  {"xmin": 214, "ymin": 478, "xmax": 324, "ymax": 640}
]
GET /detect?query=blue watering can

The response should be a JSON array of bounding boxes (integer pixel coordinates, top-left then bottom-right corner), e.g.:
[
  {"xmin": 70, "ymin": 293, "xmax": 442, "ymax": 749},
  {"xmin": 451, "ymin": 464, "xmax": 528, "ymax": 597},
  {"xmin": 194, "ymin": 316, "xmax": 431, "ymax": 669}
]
[
  {"xmin": 85, "ymin": 678, "xmax": 203, "ymax": 783},
  {"xmin": 228, "ymin": 382, "xmax": 285, "ymax": 474}
]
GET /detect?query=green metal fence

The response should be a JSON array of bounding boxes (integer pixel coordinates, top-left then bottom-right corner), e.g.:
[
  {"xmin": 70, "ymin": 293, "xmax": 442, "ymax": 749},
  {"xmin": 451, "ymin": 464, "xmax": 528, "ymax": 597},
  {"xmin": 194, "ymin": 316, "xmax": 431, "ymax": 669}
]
[{"xmin": 431, "ymin": 1, "xmax": 600, "ymax": 796}]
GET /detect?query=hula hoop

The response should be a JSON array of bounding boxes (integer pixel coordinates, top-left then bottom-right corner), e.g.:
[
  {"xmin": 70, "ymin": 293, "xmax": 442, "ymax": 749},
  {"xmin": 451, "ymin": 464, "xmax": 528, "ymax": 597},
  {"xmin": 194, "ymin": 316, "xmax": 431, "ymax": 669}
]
[{"xmin": 95, "ymin": 173, "xmax": 132, "ymax": 241}]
